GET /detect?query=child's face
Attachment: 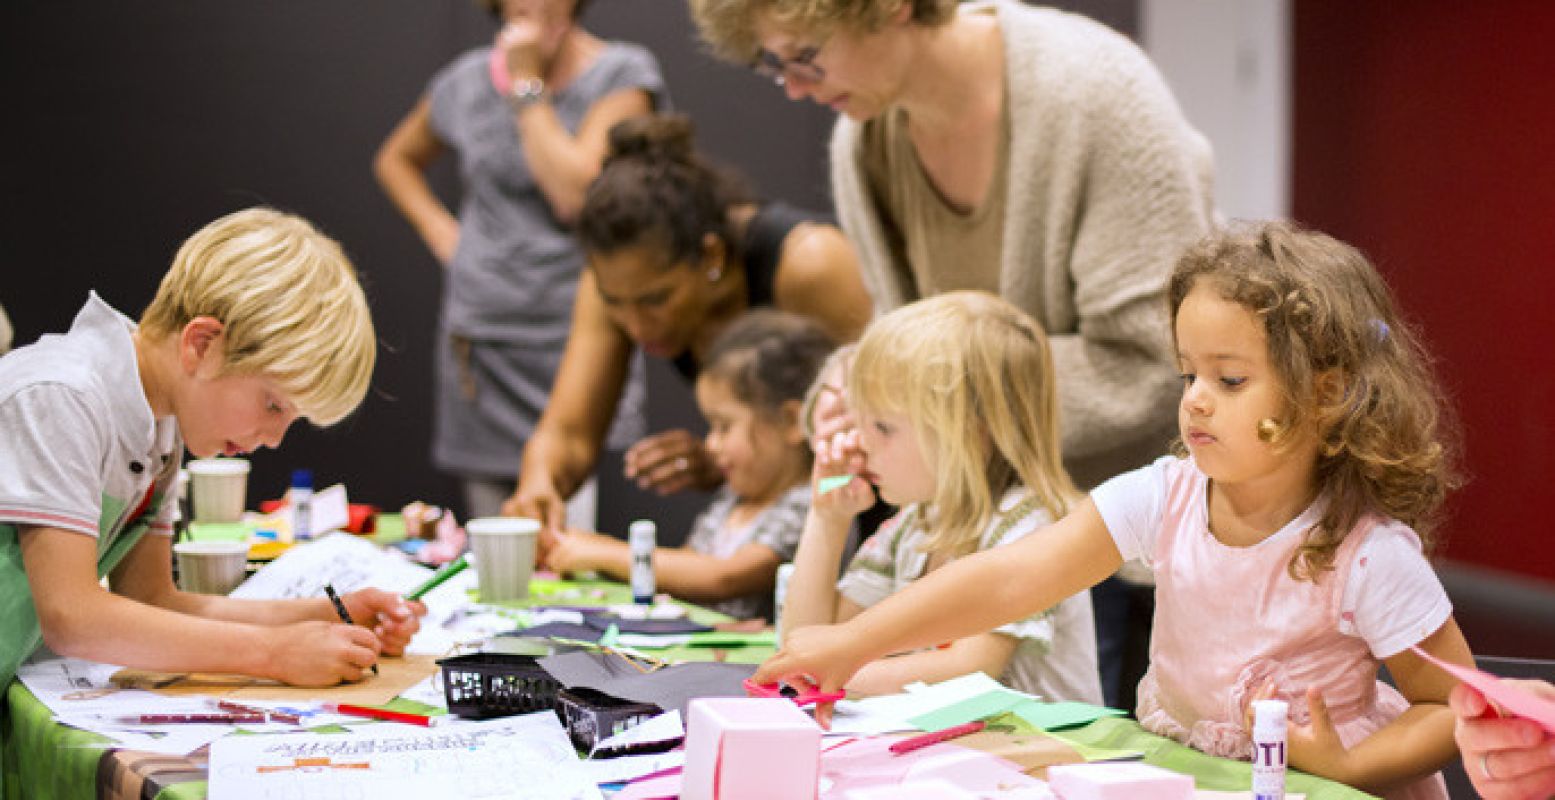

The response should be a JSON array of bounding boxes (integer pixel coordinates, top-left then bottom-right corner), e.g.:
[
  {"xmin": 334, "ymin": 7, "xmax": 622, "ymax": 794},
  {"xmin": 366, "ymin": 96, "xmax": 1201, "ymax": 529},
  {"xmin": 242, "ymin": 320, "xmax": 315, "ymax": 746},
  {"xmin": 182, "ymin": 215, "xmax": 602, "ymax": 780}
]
[
  {"xmin": 1175, "ymin": 283, "xmax": 1314, "ymax": 485},
  {"xmin": 695, "ymin": 375, "xmax": 800, "ymax": 500},
  {"xmin": 856, "ymin": 407, "xmax": 934, "ymax": 505},
  {"xmin": 176, "ymin": 368, "xmax": 300, "ymax": 460}
]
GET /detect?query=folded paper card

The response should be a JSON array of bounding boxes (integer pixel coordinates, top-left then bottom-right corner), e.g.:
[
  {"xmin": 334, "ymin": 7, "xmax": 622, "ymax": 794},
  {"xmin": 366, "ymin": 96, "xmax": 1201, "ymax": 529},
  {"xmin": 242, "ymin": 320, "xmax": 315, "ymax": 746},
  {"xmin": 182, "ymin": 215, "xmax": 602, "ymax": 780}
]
[
  {"xmin": 1047, "ymin": 762, "xmax": 1193, "ymax": 800},
  {"xmin": 1411, "ymin": 645, "xmax": 1555, "ymax": 734},
  {"xmin": 682, "ymin": 697, "xmax": 821, "ymax": 800}
]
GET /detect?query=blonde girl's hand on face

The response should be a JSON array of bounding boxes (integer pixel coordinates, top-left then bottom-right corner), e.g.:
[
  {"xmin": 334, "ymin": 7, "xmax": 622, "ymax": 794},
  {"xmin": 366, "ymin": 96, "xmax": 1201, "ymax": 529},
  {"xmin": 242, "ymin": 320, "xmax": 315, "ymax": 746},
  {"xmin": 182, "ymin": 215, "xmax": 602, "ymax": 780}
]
[
  {"xmin": 750, "ymin": 623, "xmax": 868, "ymax": 728},
  {"xmin": 1451, "ymin": 681, "xmax": 1555, "ymax": 799},
  {"xmin": 811, "ymin": 428, "xmax": 872, "ymax": 527},
  {"xmin": 264, "ymin": 621, "xmax": 382, "ymax": 687}
]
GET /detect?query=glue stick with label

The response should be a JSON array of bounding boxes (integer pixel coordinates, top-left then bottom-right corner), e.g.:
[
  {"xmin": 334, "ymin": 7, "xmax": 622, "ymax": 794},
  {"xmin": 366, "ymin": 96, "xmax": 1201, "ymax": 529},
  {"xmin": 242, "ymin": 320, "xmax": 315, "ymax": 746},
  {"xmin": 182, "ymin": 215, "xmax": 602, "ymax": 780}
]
[
  {"xmin": 1251, "ymin": 699, "xmax": 1288, "ymax": 800},
  {"xmin": 628, "ymin": 519, "xmax": 656, "ymax": 604}
]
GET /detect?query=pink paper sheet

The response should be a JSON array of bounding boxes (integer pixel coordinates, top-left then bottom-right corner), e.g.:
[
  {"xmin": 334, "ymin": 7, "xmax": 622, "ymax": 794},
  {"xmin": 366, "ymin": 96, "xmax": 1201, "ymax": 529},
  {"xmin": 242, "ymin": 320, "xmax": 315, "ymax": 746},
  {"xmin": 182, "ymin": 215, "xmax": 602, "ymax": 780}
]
[{"xmin": 1411, "ymin": 645, "xmax": 1555, "ymax": 734}]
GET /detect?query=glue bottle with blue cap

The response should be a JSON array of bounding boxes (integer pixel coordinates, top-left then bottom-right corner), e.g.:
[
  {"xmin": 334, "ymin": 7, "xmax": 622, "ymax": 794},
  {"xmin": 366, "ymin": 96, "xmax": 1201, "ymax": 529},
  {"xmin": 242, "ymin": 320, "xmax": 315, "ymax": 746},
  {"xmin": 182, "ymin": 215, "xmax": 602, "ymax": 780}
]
[{"xmin": 289, "ymin": 468, "xmax": 314, "ymax": 541}]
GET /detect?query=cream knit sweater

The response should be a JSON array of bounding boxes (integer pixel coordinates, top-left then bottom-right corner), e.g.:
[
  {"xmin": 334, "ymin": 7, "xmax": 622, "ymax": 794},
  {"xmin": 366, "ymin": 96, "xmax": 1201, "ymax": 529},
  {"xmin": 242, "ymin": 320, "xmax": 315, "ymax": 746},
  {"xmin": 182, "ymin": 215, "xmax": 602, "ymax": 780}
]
[{"xmin": 831, "ymin": 1, "xmax": 1216, "ymax": 489}]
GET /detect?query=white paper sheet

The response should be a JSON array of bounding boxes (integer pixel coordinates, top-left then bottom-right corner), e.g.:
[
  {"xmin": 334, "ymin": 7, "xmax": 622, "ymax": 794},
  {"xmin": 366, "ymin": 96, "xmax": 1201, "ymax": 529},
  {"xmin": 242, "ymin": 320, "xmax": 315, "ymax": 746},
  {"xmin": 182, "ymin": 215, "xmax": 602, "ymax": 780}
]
[
  {"xmin": 579, "ymin": 750, "xmax": 685, "ymax": 786},
  {"xmin": 589, "ymin": 710, "xmax": 683, "ymax": 756},
  {"xmin": 208, "ymin": 712, "xmax": 602, "ymax": 800}
]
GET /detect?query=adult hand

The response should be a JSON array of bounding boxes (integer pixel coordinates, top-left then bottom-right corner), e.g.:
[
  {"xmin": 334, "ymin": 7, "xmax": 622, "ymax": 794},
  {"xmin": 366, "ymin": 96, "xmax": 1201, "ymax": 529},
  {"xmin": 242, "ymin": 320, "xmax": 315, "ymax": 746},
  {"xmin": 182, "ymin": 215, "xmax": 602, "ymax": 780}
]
[
  {"xmin": 495, "ymin": 1, "xmax": 569, "ymax": 81},
  {"xmin": 343, "ymin": 588, "xmax": 425, "ymax": 657},
  {"xmin": 624, "ymin": 429, "xmax": 722, "ymax": 495},
  {"xmin": 505, "ymin": 474, "xmax": 567, "ymax": 539},
  {"xmin": 426, "ymin": 216, "xmax": 460, "ymax": 266},
  {"xmin": 264, "ymin": 621, "xmax": 381, "ymax": 687},
  {"xmin": 1451, "ymin": 681, "xmax": 1555, "ymax": 799},
  {"xmin": 750, "ymin": 623, "xmax": 867, "ymax": 728}
]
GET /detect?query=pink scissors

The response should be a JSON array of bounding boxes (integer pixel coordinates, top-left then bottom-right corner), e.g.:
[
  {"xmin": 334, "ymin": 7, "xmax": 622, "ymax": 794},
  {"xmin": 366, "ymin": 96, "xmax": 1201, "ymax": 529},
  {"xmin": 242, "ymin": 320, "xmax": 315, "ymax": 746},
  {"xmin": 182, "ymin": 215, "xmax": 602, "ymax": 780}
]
[{"xmin": 742, "ymin": 678, "xmax": 845, "ymax": 706}]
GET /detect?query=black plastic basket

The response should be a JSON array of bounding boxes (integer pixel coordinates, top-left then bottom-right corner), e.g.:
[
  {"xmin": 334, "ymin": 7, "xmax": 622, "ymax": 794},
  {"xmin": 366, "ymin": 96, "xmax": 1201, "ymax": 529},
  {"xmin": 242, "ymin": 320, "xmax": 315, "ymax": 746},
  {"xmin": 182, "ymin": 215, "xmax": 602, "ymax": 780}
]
[
  {"xmin": 436, "ymin": 653, "xmax": 562, "ymax": 719},
  {"xmin": 557, "ymin": 687, "xmax": 668, "ymax": 754}
]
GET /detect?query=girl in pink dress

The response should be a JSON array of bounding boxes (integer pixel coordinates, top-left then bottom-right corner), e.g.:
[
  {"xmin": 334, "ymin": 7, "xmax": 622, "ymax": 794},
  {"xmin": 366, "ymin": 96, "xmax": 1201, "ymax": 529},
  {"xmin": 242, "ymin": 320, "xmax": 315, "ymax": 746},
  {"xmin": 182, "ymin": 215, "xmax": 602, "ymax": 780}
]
[{"xmin": 756, "ymin": 221, "xmax": 1473, "ymax": 799}]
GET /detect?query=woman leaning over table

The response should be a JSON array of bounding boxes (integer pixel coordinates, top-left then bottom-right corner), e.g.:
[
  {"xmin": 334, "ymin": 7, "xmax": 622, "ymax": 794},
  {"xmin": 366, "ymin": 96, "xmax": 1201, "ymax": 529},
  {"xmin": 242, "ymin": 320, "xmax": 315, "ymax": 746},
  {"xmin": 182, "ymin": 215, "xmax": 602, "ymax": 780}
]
[
  {"xmin": 504, "ymin": 114, "xmax": 870, "ymax": 535},
  {"xmin": 375, "ymin": 0, "xmax": 664, "ymax": 522},
  {"xmin": 688, "ymin": 0, "xmax": 1216, "ymax": 711}
]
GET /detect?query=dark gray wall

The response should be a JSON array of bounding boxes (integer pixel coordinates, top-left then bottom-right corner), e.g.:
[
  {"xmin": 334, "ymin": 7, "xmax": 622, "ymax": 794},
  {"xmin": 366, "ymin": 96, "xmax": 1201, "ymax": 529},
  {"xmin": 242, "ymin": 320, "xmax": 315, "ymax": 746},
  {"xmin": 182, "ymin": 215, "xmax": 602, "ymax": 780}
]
[{"xmin": 0, "ymin": 0, "xmax": 1134, "ymax": 540}]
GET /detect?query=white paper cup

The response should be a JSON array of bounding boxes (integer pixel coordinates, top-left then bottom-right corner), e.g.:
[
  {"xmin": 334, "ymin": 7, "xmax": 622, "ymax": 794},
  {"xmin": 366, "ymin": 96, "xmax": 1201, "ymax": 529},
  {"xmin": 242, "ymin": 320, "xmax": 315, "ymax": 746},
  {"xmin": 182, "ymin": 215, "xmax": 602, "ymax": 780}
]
[
  {"xmin": 174, "ymin": 540, "xmax": 250, "ymax": 595},
  {"xmin": 187, "ymin": 458, "xmax": 250, "ymax": 523},
  {"xmin": 467, "ymin": 517, "xmax": 540, "ymax": 602}
]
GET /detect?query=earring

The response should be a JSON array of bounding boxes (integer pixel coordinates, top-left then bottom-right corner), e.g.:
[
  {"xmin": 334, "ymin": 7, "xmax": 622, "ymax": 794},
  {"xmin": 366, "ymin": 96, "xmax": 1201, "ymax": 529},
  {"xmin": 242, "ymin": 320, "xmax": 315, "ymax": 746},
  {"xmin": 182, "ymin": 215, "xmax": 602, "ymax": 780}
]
[{"xmin": 706, "ymin": 266, "xmax": 723, "ymax": 283}]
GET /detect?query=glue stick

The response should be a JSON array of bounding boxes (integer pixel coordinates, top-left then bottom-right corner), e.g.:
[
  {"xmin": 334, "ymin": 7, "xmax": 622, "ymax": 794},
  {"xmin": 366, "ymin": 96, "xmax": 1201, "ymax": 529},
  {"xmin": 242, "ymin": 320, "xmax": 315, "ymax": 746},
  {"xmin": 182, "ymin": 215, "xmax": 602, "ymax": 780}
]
[
  {"xmin": 628, "ymin": 519, "xmax": 656, "ymax": 604},
  {"xmin": 1251, "ymin": 699, "xmax": 1288, "ymax": 800},
  {"xmin": 289, "ymin": 469, "xmax": 314, "ymax": 541}
]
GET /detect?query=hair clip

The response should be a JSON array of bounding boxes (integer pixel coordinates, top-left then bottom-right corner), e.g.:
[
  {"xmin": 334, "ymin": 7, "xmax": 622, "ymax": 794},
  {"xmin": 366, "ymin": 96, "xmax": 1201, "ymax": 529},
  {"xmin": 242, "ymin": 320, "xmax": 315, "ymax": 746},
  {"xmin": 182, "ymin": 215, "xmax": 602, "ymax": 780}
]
[
  {"xmin": 742, "ymin": 678, "xmax": 845, "ymax": 706},
  {"xmin": 1371, "ymin": 319, "xmax": 1391, "ymax": 342}
]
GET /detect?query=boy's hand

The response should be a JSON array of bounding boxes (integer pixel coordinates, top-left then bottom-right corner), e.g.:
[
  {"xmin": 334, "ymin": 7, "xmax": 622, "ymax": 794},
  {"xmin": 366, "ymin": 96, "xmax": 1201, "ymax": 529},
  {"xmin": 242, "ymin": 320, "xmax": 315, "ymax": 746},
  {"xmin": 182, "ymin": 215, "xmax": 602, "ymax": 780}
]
[
  {"xmin": 624, "ymin": 429, "xmax": 721, "ymax": 495},
  {"xmin": 343, "ymin": 588, "xmax": 424, "ymax": 656},
  {"xmin": 751, "ymin": 622, "xmax": 867, "ymax": 728},
  {"xmin": 266, "ymin": 621, "xmax": 382, "ymax": 686}
]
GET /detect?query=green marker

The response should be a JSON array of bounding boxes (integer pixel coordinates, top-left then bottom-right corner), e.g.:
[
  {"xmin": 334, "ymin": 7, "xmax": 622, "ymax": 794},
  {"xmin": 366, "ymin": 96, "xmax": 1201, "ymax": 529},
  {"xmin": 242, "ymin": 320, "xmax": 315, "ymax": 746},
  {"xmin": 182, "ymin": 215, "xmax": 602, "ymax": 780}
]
[
  {"xmin": 406, "ymin": 554, "xmax": 469, "ymax": 601},
  {"xmin": 817, "ymin": 474, "xmax": 854, "ymax": 495}
]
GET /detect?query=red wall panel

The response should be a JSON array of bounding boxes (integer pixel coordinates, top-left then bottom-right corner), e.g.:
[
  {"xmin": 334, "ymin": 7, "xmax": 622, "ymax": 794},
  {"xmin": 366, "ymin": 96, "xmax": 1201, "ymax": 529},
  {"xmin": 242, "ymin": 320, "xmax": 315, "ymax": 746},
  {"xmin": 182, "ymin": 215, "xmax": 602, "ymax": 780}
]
[{"xmin": 1294, "ymin": 2, "xmax": 1555, "ymax": 581}]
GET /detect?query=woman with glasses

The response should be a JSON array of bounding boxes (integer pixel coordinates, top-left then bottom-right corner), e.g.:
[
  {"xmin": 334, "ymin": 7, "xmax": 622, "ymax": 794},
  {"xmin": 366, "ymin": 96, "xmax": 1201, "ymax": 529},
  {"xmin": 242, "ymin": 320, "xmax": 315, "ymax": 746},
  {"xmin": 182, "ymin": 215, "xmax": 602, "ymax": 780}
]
[
  {"xmin": 375, "ymin": 0, "xmax": 664, "ymax": 524},
  {"xmin": 504, "ymin": 114, "xmax": 870, "ymax": 535},
  {"xmin": 689, "ymin": 0, "xmax": 1215, "ymax": 711}
]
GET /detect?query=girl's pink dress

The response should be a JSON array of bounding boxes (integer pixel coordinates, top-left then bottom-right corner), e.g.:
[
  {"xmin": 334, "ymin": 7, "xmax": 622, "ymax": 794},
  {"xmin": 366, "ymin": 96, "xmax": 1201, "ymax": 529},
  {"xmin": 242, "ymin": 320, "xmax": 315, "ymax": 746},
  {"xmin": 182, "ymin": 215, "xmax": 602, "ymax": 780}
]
[{"xmin": 1135, "ymin": 459, "xmax": 1447, "ymax": 799}]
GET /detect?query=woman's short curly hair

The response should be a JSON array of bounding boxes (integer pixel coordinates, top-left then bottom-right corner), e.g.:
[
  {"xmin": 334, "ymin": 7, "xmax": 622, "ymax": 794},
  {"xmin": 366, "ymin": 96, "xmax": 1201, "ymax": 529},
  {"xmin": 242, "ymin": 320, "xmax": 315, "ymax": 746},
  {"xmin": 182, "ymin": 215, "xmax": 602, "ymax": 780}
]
[
  {"xmin": 1169, "ymin": 221, "xmax": 1462, "ymax": 581},
  {"xmin": 476, "ymin": 0, "xmax": 592, "ymax": 21},
  {"xmin": 689, "ymin": 0, "xmax": 956, "ymax": 65}
]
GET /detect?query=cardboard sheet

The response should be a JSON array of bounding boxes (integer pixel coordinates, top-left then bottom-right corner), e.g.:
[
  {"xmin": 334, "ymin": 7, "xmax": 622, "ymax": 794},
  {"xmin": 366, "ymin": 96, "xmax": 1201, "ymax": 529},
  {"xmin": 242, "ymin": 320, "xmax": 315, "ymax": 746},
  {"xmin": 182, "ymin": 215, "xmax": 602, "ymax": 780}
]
[{"xmin": 111, "ymin": 654, "xmax": 439, "ymax": 706}]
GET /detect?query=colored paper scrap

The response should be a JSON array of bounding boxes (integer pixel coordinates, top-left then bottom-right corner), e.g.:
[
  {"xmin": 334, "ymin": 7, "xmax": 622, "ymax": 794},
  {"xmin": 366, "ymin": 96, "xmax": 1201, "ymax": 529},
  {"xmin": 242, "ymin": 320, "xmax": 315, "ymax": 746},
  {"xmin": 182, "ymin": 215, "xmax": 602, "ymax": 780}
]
[{"xmin": 1011, "ymin": 700, "xmax": 1128, "ymax": 731}]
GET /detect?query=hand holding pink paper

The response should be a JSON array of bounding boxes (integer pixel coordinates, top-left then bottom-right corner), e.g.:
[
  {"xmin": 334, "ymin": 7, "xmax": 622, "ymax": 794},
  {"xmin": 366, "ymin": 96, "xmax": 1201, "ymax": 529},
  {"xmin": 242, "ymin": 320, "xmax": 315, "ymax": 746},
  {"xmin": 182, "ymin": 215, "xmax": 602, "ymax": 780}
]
[{"xmin": 1411, "ymin": 645, "xmax": 1555, "ymax": 734}]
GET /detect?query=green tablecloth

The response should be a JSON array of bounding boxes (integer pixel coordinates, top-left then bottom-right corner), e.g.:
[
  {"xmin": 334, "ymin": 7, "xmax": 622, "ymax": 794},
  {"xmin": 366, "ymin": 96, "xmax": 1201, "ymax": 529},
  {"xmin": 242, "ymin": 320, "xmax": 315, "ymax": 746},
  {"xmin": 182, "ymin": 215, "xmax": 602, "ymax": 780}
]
[{"xmin": 1, "ymin": 527, "xmax": 1377, "ymax": 800}]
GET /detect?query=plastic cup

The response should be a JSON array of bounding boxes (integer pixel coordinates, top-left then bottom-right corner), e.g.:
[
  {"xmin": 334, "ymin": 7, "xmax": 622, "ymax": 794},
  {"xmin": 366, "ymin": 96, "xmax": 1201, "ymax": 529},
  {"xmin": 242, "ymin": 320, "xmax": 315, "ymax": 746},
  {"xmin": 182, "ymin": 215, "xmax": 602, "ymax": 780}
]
[
  {"xmin": 467, "ymin": 517, "xmax": 540, "ymax": 602},
  {"xmin": 187, "ymin": 458, "xmax": 250, "ymax": 523},
  {"xmin": 174, "ymin": 540, "xmax": 251, "ymax": 595}
]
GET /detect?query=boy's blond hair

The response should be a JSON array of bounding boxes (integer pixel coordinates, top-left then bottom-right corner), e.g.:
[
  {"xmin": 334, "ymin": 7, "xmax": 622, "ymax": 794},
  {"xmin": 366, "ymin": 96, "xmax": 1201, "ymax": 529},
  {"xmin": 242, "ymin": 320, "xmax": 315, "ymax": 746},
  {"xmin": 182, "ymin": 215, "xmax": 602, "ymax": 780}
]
[
  {"xmin": 689, "ymin": 0, "xmax": 955, "ymax": 66},
  {"xmin": 140, "ymin": 207, "xmax": 376, "ymax": 426},
  {"xmin": 849, "ymin": 291, "xmax": 1077, "ymax": 557}
]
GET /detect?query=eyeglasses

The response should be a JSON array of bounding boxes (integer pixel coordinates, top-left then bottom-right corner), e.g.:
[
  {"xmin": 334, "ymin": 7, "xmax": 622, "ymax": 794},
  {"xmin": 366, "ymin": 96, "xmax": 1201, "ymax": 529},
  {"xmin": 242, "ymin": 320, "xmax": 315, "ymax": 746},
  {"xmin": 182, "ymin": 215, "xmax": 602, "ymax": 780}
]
[{"xmin": 751, "ymin": 43, "xmax": 825, "ymax": 87}]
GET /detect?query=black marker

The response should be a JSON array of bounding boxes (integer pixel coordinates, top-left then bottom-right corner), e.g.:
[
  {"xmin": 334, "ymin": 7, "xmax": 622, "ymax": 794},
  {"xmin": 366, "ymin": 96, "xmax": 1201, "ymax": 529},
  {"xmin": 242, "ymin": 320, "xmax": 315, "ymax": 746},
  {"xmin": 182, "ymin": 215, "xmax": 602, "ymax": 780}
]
[{"xmin": 323, "ymin": 583, "xmax": 377, "ymax": 675}]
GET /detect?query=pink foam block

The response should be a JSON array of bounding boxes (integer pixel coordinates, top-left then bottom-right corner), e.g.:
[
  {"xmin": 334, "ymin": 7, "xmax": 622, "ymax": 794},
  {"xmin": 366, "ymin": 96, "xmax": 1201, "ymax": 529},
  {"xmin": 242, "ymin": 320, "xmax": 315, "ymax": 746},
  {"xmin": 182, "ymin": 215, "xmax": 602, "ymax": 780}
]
[
  {"xmin": 1047, "ymin": 762, "xmax": 1194, "ymax": 800},
  {"xmin": 844, "ymin": 779, "xmax": 980, "ymax": 799},
  {"xmin": 682, "ymin": 698, "xmax": 821, "ymax": 800}
]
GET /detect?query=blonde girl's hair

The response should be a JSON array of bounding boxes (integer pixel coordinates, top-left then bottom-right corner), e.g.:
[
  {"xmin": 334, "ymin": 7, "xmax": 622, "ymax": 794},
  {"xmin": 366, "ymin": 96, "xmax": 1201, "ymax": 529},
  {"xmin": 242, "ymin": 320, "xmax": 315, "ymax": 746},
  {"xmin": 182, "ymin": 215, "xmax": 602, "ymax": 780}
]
[
  {"xmin": 140, "ymin": 207, "xmax": 377, "ymax": 427},
  {"xmin": 849, "ymin": 291, "xmax": 1078, "ymax": 557},
  {"xmin": 689, "ymin": 0, "xmax": 956, "ymax": 66},
  {"xmin": 1168, "ymin": 221, "xmax": 1461, "ymax": 580}
]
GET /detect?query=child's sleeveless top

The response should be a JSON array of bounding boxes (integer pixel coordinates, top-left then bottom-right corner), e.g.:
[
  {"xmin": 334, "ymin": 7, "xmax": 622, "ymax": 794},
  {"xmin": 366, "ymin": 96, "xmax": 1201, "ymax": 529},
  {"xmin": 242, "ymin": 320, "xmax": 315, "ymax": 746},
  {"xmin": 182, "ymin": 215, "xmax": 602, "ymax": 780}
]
[{"xmin": 1138, "ymin": 459, "xmax": 1446, "ymax": 799}]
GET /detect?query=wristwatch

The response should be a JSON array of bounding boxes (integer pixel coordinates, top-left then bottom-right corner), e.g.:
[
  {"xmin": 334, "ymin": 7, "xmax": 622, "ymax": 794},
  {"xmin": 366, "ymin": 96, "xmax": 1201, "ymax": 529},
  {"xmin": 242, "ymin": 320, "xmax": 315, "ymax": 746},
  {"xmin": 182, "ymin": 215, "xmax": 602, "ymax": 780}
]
[{"xmin": 505, "ymin": 77, "xmax": 548, "ymax": 113}]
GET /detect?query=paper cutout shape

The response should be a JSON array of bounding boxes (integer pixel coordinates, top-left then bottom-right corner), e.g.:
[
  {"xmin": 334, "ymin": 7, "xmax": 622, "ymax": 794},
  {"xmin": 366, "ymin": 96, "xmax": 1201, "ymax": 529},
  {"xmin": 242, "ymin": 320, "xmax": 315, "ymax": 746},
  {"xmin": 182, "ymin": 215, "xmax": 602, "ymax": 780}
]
[
  {"xmin": 1011, "ymin": 701, "xmax": 1128, "ymax": 731},
  {"xmin": 1411, "ymin": 645, "xmax": 1555, "ymax": 734}
]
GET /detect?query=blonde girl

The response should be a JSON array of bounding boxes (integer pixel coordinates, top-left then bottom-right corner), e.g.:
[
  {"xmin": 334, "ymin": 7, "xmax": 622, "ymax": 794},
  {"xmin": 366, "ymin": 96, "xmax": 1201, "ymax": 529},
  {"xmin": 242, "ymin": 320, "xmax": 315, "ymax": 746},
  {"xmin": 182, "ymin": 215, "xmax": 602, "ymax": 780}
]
[
  {"xmin": 544, "ymin": 310, "xmax": 833, "ymax": 620},
  {"xmin": 782, "ymin": 291, "xmax": 1102, "ymax": 703},
  {"xmin": 758, "ymin": 222, "xmax": 1473, "ymax": 799}
]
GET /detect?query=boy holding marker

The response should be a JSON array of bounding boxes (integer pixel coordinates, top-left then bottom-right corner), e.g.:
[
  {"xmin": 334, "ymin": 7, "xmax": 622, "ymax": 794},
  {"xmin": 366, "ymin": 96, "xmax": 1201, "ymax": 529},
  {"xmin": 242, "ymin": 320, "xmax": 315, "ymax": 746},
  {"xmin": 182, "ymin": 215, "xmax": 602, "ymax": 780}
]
[{"xmin": 0, "ymin": 208, "xmax": 424, "ymax": 691}]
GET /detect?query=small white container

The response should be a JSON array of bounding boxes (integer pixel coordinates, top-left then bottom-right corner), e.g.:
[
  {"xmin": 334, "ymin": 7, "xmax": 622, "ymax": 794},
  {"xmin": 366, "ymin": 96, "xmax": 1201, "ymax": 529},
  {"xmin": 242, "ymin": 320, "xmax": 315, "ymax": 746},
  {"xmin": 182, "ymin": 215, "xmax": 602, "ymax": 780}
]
[
  {"xmin": 186, "ymin": 458, "xmax": 249, "ymax": 523},
  {"xmin": 466, "ymin": 517, "xmax": 540, "ymax": 602},
  {"xmin": 174, "ymin": 540, "xmax": 250, "ymax": 595},
  {"xmin": 1251, "ymin": 699, "xmax": 1289, "ymax": 800}
]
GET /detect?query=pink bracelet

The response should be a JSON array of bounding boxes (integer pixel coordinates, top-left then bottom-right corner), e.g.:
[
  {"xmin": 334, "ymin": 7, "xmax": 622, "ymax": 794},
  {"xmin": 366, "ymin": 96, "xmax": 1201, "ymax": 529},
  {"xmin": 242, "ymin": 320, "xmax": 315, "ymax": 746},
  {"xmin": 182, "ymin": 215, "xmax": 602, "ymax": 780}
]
[{"xmin": 488, "ymin": 47, "xmax": 511, "ymax": 95}]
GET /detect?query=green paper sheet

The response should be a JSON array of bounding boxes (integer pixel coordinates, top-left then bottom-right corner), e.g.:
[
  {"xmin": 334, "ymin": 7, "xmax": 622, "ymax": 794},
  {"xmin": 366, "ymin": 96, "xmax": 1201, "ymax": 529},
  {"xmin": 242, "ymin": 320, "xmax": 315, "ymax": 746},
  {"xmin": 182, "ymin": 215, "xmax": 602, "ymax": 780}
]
[
  {"xmin": 1012, "ymin": 699, "xmax": 1128, "ymax": 731},
  {"xmin": 908, "ymin": 689, "xmax": 1031, "ymax": 731}
]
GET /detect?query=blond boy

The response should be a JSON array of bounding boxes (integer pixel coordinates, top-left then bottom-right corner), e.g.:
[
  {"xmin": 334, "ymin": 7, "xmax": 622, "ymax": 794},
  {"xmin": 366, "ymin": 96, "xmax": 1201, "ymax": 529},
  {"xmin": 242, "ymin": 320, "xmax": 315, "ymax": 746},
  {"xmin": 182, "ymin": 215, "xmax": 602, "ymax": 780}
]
[{"xmin": 0, "ymin": 208, "xmax": 421, "ymax": 690}]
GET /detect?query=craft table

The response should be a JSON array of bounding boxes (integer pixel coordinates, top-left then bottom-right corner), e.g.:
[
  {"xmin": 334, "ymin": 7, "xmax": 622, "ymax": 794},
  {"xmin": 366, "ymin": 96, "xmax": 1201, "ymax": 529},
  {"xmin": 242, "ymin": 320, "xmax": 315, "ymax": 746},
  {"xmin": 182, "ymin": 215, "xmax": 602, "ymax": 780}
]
[{"xmin": 2, "ymin": 524, "xmax": 1380, "ymax": 800}]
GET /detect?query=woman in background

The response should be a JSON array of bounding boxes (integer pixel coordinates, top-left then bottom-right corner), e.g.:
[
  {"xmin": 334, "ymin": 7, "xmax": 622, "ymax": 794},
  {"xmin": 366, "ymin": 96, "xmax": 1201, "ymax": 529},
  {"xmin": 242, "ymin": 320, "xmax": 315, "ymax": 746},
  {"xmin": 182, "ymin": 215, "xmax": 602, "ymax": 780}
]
[
  {"xmin": 506, "ymin": 114, "xmax": 870, "ymax": 535},
  {"xmin": 375, "ymin": 0, "xmax": 664, "ymax": 522}
]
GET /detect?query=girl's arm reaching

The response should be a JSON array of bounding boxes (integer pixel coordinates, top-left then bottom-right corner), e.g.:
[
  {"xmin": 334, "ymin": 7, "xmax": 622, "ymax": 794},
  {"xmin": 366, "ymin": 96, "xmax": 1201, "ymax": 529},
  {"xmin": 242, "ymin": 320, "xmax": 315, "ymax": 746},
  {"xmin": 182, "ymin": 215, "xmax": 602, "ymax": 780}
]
[
  {"xmin": 755, "ymin": 499, "xmax": 1123, "ymax": 717},
  {"xmin": 545, "ymin": 530, "xmax": 782, "ymax": 606},
  {"xmin": 1283, "ymin": 618, "xmax": 1472, "ymax": 794}
]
